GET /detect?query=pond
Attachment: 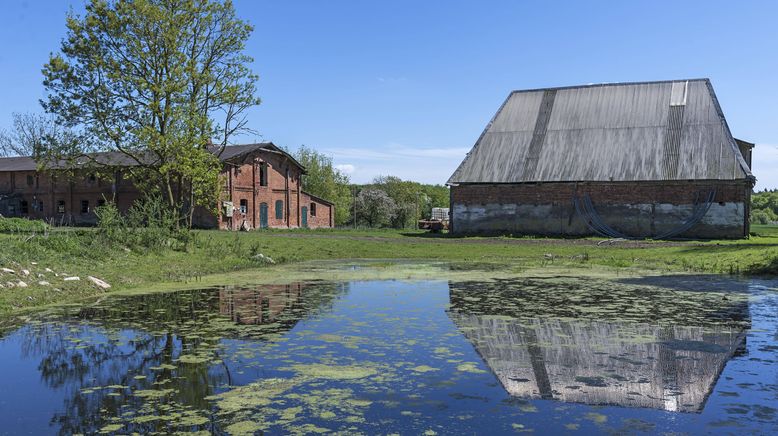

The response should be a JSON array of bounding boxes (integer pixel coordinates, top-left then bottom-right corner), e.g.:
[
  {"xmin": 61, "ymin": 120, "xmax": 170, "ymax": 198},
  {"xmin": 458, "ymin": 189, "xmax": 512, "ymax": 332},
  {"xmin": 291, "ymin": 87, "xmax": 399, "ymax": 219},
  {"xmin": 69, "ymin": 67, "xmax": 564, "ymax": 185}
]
[{"xmin": 0, "ymin": 265, "xmax": 776, "ymax": 434}]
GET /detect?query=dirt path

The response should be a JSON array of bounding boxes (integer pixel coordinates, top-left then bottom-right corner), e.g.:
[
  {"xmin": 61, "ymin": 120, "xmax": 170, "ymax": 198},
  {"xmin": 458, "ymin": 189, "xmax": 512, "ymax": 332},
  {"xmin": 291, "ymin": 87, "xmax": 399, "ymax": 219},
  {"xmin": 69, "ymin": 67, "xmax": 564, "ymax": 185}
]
[{"xmin": 260, "ymin": 232, "xmax": 703, "ymax": 248}]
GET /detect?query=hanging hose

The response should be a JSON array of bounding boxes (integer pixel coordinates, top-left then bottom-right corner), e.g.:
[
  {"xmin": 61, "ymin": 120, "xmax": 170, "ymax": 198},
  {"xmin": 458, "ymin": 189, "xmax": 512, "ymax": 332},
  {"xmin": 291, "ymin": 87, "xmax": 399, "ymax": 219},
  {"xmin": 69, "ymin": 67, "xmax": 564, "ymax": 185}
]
[{"xmin": 572, "ymin": 190, "xmax": 716, "ymax": 240}]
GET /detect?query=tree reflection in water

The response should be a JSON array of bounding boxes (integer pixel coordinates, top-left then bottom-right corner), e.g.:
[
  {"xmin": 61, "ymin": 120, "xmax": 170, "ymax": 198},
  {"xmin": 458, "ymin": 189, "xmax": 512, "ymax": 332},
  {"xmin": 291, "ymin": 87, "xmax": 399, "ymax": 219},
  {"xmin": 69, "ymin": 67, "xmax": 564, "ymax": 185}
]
[{"xmin": 14, "ymin": 282, "xmax": 343, "ymax": 434}]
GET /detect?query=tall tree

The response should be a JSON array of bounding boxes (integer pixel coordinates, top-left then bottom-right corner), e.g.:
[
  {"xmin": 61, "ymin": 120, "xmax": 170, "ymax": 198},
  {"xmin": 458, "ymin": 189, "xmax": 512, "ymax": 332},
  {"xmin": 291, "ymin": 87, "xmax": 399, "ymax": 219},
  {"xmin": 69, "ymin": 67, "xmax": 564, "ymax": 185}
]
[
  {"xmin": 41, "ymin": 0, "xmax": 260, "ymax": 227},
  {"xmin": 292, "ymin": 145, "xmax": 352, "ymax": 226},
  {"xmin": 0, "ymin": 112, "xmax": 78, "ymax": 158}
]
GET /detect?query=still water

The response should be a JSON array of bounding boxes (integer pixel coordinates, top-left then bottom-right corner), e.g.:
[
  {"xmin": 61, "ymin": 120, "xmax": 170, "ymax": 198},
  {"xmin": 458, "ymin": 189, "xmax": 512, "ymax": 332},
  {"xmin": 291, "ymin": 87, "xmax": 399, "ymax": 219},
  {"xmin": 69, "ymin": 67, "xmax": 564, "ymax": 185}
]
[{"xmin": 0, "ymin": 271, "xmax": 776, "ymax": 434}]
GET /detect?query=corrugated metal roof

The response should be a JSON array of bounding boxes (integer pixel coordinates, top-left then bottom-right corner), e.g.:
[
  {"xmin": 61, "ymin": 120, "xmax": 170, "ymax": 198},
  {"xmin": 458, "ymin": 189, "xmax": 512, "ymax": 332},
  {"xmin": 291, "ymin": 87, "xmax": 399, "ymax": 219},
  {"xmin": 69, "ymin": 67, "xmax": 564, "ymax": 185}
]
[
  {"xmin": 0, "ymin": 142, "xmax": 302, "ymax": 172},
  {"xmin": 448, "ymin": 79, "xmax": 753, "ymax": 184}
]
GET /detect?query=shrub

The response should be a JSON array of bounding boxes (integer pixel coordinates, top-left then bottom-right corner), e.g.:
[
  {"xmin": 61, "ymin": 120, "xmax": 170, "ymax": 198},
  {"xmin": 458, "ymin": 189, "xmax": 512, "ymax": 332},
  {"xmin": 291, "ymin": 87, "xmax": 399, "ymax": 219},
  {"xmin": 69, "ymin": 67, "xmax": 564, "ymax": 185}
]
[
  {"xmin": 0, "ymin": 217, "xmax": 48, "ymax": 233},
  {"xmin": 94, "ymin": 195, "xmax": 191, "ymax": 253}
]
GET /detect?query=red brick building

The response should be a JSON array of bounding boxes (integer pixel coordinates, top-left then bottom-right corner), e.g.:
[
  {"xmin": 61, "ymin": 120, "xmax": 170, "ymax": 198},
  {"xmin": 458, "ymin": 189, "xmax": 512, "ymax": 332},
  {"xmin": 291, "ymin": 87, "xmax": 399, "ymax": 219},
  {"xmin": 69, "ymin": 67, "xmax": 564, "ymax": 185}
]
[
  {"xmin": 448, "ymin": 79, "xmax": 755, "ymax": 239},
  {"xmin": 0, "ymin": 142, "xmax": 334, "ymax": 230}
]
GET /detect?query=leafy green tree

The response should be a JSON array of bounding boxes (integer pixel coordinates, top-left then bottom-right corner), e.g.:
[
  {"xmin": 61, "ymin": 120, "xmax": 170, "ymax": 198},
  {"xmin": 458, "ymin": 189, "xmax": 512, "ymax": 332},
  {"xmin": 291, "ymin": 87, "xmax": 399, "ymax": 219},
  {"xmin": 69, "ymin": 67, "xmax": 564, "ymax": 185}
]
[
  {"xmin": 750, "ymin": 190, "xmax": 778, "ymax": 224},
  {"xmin": 41, "ymin": 0, "xmax": 260, "ymax": 227},
  {"xmin": 419, "ymin": 184, "xmax": 449, "ymax": 218},
  {"xmin": 370, "ymin": 176, "xmax": 421, "ymax": 228},
  {"xmin": 368, "ymin": 176, "xmax": 449, "ymax": 228},
  {"xmin": 355, "ymin": 188, "xmax": 395, "ymax": 228},
  {"xmin": 292, "ymin": 145, "xmax": 352, "ymax": 226}
]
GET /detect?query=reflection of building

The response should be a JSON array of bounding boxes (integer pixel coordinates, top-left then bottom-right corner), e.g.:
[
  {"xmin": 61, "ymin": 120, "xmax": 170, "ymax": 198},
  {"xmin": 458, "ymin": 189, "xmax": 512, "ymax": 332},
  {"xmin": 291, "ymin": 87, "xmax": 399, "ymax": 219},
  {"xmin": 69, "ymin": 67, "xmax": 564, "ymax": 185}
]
[
  {"xmin": 447, "ymin": 280, "xmax": 749, "ymax": 413},
  {"xmin": 219, "ymin": 283, "xmax": 304, "ymax": 326}
]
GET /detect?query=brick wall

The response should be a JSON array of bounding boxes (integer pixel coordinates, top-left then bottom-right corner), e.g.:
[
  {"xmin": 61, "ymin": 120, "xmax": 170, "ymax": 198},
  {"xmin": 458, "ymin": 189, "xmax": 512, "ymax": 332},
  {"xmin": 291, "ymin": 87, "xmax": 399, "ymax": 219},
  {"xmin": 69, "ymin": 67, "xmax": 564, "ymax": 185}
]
[
  {"xmin": 300, "ymin": 192, "xmax": 334, "ymax": 228},
  {"xmin": 0, "ymin": 148, "xmax": 335, "ymax": 230},
  {"xmin": 219, "ymin": 150, "xmax": 307, "ymax": 230},
  {"xmin": 451, "ymin": 180, "xmax": 751, "ymax": 239}
]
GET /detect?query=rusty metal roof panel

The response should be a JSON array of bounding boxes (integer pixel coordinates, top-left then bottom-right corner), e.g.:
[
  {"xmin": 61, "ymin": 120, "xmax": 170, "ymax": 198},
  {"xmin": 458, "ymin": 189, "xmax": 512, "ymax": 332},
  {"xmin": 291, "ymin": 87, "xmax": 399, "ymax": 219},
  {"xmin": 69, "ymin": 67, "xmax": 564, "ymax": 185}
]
[{"xmin": 448, "ymin": 79, "xmax": 752, "ymax": 184}]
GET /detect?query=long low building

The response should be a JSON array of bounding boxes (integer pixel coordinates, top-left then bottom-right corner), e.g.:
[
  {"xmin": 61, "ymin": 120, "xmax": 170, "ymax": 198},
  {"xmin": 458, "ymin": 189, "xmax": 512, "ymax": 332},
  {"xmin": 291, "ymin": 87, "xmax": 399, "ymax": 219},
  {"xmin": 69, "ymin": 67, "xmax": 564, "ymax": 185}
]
[
  {"xmin": 0, "ymin": 142, "xmax": 334, "ymax": 230},
  {"xmin": 447, "ymin": 79, "xmax": 755, "ymax": 239}
]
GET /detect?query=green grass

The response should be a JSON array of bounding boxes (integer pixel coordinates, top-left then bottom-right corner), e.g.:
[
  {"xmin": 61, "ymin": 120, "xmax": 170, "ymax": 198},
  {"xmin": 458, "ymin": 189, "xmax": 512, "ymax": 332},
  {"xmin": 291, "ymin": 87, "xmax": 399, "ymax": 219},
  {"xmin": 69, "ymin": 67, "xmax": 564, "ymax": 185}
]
[
  {"xmin": 751, "ymin": 224, "xmax": 778, "ymax": 238},
  {"xmin": 0, "ymin": 226, "xmax": 777, "ymax": 315}
]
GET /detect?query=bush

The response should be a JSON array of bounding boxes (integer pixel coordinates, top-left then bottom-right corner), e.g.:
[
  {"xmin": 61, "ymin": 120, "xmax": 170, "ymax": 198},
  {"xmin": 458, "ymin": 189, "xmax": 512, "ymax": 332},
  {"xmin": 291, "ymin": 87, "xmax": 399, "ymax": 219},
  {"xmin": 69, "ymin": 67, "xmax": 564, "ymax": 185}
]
[
  {"xmin": 750, "ymin": 208, "xmax": 777, "ymax": 225},
  {"xmin": 0, "ymin": 217, "xmax": 48, "ymax": 233},
  {"xmin": 94, "ymin": 195, "xmax": 192, "ymax": 252}
]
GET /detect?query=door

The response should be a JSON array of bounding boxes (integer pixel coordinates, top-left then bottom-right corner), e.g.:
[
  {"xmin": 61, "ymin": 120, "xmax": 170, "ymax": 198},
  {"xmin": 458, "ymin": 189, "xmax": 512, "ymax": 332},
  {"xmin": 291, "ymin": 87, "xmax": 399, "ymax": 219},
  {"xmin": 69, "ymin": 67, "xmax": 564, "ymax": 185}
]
[
  {"xmin": 301, "ymin": 206, "xmax": 308, "ymax": 228},
  {"xmin": 259, "ymin": 203, "xmax": 268, "ymax": 229}
]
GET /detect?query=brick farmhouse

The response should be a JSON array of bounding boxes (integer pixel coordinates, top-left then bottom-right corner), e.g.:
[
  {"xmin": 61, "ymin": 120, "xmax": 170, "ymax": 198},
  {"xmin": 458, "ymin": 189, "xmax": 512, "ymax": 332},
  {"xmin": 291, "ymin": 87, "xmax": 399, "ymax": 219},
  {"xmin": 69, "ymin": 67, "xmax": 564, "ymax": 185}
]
[
  {"xmin": 447, "ymin": 79, "xmax": 755, "ymax": 239},
  {"xmin": 0, "ymin": 142, "xmax": 334, "ymax": 230}
]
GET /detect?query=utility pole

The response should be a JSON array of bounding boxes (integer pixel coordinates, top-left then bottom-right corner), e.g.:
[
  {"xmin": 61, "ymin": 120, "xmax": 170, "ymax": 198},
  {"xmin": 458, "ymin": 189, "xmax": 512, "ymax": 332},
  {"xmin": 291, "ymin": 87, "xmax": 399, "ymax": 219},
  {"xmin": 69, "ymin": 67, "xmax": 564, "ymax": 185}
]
[{"xmin": 353, "ymin": 185, "xmax": 357, "ymax": 229}]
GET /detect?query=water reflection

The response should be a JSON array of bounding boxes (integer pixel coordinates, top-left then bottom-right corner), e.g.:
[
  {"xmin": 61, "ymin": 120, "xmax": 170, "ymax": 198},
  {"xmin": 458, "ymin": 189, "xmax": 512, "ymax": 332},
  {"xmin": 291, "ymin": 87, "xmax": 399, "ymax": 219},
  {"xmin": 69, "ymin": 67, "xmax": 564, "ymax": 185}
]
[
  {"xmin": 4, "ymin": 283, "xmax": 344, "ymax": 435},
  {"xmin": 0, "ymin": 274, "xmax": 775, "ymax": 434},
  {"xmin": 447, "ymin": 277, "xmax": 750, "ymax": 413}
]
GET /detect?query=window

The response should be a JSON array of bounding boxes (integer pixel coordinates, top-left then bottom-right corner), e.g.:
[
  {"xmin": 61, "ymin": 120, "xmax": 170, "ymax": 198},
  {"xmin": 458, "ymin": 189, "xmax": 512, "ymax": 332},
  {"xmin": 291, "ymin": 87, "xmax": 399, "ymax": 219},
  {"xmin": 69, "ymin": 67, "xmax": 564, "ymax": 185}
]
[
  {"xmin": 240, "ymin": 199, "xmax": 248, "ymax": 214},
  {"xmin": 98, "ymin": 199, "xmax": 106, "ymax": 208},
  {"xmin": 275, "ymin": 200, "xmax": 283, "ymax": 219},
  {"xmin": 57, "ymin": 201, "xmax": 65, "ymax": 214},
  {"xmin": 38, "ymin": 201, "xmax": 44, "ymax": 213},
  {"xmin": 8, "ymin": 204, "xmax": 16, "ymax": 215},
  {"xmin": 310, "ymin": 203, "xmax": 317, "ymax": 217},
  {"xmin": 81, "ymin": 200, "xmax": 89, "ymax": 214},
  {"xmin": 26, "ymin": 175, "xmax": 34, "ymax": 186},
  {"xmin": 259, "ymin": 162, "xmax": 268, "ymax": 186},
  {"xmin": 88, "ymin": 174, "xmax": 96, "ymax": 183},
  {"xmin": 20, "ymin": 201, "xmax": 29, "ymax": 215}
]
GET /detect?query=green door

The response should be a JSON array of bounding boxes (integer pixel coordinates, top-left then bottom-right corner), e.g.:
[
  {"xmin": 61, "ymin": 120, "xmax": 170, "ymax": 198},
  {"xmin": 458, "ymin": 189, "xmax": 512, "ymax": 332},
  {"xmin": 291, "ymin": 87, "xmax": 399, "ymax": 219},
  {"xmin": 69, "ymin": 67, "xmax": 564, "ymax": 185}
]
[
  {"xmin": 259, "ymin": 203, "xmax": 268, "ymax": 229},
  {"xmin": 301, "ymin": 206, "xmax": 308, "ymax": 228}
]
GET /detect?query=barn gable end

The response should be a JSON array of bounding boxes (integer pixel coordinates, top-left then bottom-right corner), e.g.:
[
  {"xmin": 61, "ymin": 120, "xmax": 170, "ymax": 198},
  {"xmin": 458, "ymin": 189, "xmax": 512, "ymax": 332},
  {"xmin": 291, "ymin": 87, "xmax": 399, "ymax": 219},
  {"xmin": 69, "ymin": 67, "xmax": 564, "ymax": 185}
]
[{"xmin": 448, "ymin": 79, "xmax": 755, "ymax": 239}]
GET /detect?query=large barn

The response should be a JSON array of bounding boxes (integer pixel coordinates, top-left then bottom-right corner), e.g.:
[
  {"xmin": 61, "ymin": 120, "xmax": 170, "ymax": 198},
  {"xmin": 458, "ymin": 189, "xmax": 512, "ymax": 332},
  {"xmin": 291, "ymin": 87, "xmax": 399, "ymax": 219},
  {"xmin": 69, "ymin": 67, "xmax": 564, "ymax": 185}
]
[{"xmin": 447, "ymin": 79, "xmax": 755, "ymax": 239}]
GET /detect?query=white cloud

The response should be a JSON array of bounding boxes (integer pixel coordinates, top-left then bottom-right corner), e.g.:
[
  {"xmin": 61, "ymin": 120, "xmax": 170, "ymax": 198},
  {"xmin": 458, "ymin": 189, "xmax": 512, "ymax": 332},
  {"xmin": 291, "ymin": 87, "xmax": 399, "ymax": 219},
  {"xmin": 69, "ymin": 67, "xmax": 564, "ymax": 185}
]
[
  {"xmin": 752, "ymin": 143, "xmax": 778, "ymax": 191},
  {"xmin": 334, "ymin": 164, "xmax": 355, "ymax": 174},
  {"xmin": 323, "ymin": 143, "xmax": 469, "ymax": 185}
]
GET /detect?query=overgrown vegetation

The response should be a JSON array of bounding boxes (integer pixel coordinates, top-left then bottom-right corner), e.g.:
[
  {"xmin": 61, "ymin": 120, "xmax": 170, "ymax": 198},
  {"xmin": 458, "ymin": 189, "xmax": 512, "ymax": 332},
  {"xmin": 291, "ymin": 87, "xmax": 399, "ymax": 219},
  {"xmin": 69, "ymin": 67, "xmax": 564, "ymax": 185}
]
[{"xmin": 0, "ymin": 217, "xmax": 48, "ymax": 233}]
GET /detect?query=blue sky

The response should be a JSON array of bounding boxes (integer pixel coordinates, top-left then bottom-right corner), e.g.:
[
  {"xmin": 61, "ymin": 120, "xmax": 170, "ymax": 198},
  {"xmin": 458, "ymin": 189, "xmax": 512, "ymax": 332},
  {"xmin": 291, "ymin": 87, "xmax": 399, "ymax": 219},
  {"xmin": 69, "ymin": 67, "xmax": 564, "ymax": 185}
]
[{"xmin": 0, "ymin": 1, "xmax": 776, "ymax": 189}]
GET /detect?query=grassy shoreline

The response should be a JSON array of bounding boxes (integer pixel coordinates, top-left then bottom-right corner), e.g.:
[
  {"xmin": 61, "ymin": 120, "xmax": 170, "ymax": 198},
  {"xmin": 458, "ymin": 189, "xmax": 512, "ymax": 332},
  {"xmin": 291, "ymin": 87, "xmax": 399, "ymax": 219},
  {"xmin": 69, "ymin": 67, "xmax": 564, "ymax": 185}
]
[{"xmin": 1, "ymin": 226, "xmax": 776, "ymax": 315}]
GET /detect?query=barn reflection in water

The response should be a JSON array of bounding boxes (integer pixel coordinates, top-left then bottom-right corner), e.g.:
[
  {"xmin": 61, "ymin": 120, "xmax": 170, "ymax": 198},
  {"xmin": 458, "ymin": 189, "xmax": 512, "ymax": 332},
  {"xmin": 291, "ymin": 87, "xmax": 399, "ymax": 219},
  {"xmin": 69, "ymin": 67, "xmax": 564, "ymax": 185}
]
[{"xmin": 447, "ymin": 278, "xmax": 749, "ymax": 413}]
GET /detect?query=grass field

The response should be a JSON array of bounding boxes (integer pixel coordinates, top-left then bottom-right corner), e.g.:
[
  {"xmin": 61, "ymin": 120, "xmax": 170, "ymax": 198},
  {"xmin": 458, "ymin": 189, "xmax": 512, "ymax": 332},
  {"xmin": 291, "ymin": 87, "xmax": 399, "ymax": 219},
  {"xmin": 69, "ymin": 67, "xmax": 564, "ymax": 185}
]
[{"xmin": 0, "ymin": 225, "xmax": 777, "ymax": 315}]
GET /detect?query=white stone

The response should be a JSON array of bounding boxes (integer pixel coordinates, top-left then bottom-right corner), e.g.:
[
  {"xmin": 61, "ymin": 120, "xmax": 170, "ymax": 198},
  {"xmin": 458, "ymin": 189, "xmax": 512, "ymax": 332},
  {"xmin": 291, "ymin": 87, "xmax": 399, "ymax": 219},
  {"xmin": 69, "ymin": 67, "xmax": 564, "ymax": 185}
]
[
  {"xmin": 1, "ymin": 268, "xmax": 15, "ymax": 274},
  {"xmin": 30, "ymin": 262, "xmax": 38, "ymax": 265},
  {"xmin": 16, "ymin": 281, "xmax": 28, "ymax": 288},
  {"xmin": 45, "ymin": 268, "xmax": 54, "ymax": 273},
  {"xmin": 63, "ymin": 276, "xmax": 80, "ymax": 281},
  {"xmin": 5, "ymin": 281, "xmax": 14, "ymax": 288},
  {"xmin": 38, "ymin": 281, "xmax": 51, "ymax": 286},
  {"xmin": 88, "ymin": 276, "xmax": 111, "ymax": 289},
  {"xmin": 21, "ymin": 269, "xmax": 30, "ymax": 276}
]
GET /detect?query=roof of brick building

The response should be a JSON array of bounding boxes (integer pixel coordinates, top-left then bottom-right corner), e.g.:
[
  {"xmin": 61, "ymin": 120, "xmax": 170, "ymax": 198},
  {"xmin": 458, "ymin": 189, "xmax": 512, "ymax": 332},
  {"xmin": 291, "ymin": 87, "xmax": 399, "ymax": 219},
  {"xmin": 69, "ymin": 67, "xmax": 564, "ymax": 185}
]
[{"xmin": 0, "ymin": 142, "xmax": 305, "ymax": 172}]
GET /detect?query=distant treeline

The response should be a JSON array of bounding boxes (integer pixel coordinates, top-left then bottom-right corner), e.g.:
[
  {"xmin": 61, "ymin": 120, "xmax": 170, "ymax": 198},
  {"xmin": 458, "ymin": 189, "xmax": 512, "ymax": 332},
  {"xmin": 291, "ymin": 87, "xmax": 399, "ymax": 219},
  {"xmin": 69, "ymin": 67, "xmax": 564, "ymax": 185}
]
[
  {"xmin": 751, "ymin": 190, "xmax": 778, "ymax": 225},
  {"xmin": 291, "ymin": 146, "xmax": 449, "ymax": 228}
]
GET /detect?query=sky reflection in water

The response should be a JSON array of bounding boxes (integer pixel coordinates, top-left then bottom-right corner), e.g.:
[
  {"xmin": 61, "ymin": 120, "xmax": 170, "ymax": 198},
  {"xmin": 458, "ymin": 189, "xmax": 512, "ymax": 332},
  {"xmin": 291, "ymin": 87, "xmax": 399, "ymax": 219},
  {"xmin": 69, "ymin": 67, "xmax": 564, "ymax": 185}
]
[{"xmin": 0, "ymin": 274, "xmax": 776, "ymax": 434}]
